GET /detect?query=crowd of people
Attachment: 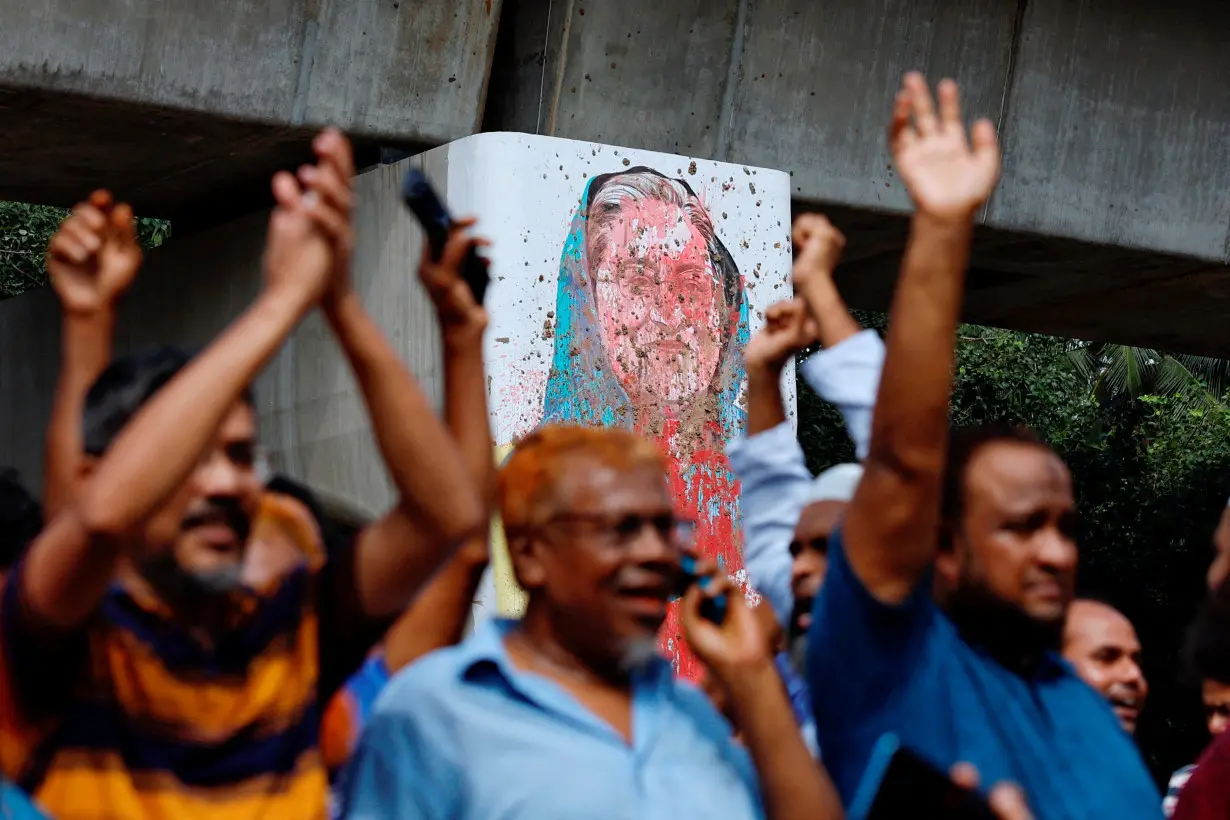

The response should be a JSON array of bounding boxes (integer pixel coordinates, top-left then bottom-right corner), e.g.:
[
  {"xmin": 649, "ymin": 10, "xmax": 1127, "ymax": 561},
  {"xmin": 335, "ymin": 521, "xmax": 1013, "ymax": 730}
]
[{"xmin": 0, "ymin": 72, "xmax": 1225, "ymax": 819}]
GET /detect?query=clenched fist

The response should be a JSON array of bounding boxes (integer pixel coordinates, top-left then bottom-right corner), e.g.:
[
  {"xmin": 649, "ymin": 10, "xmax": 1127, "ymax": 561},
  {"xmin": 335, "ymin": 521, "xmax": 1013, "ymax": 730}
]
[
  {"xmin": 745, "ymin": 299, "xmax": 819, "ymax": 375},
  {"xmin": 47, "ymin": 191, "xmax": 141, "ymax": 316},
  {"xmin": 791, "ymin": 214, "xmax": 845, "ymax": 290}
]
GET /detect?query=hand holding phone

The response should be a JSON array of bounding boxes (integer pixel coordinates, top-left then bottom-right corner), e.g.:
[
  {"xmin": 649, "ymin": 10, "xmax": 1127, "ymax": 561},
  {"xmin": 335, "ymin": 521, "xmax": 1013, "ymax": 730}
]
[
  {"xmin": 678, "ymin": 553, "xmax": 728, "ymax": 624},
  {"xmin": 849, "ymin": 735, "xmax": 998, "ymax": 820},
  {"xmin": 401, "ymin": 169, "xmax": 491, "ymax": 305}
]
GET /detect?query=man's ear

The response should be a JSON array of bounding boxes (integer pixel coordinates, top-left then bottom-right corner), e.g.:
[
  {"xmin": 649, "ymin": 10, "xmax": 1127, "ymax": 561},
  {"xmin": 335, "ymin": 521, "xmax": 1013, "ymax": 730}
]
[{"xmin": 506, "ymin": 531, "xmax": 545, "ymax": 592}]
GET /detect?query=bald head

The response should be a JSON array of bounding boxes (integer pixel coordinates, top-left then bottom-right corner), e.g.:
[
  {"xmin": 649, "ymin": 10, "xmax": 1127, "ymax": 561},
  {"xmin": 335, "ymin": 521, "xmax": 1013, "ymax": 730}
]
[{"xmin": 1062, "ymin": 599, "xmax": 1147, "ymax": 733}]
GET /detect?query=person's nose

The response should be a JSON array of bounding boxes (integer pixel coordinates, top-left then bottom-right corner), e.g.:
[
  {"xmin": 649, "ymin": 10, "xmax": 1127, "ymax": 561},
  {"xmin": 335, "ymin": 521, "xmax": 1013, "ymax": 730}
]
[
  {"xmin": 647, "ymin": 290, "xmax": 685, "ymax": 330},
  {"xmin": 1036, "ymin": 527, "xmax": 1077, "ymax": 573},
  {"xmin": 196, "ymin": 451, "xmax": 246, "ymax": 498},
  {"xmin": 791, "ymin": 552, "xmax": 822, "ymax": 596},
  {"xmin": 1121, "ymin": 658, "xmax": 1147, "ymax": 695}
]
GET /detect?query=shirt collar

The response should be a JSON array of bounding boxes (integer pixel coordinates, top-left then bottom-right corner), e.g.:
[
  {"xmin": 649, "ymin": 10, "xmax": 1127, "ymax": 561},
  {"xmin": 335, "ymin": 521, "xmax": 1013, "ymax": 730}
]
[{"xmin": 457, "ymin": 618, "xmax": 675, "ymax": 690}]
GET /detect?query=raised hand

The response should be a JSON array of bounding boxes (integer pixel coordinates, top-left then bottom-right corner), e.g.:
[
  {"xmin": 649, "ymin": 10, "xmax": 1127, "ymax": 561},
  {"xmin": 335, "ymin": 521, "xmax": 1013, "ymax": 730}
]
[
  {"xmin": 47, "ymin": 190, "xmax": 142, "ymax": 316},
  {"xmin": 889, "ymin": 73, "xmax": 1001, "ymax": 221},
  {"xmin": 297, "ymin": 128, "xmax": 356, "ymax": 310},
  {"xmin": 262, "ymin": 130, "xmax": 356, "ymax": 306},
  {"xmin": 417, "ymin": 218, "xmax": 490, "ymax": 342},
  {"xmin": 791, "ymin": 213, "xmax": 845, "ymax": 288},
  {"xmin": 745, "ymin": 299, "xmax": 820, "ymax": 374}
]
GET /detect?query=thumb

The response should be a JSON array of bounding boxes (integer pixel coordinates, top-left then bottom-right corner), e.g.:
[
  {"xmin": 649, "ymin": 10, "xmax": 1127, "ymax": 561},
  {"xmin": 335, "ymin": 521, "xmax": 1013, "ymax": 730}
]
[
  {"xmin": 111, "ymin": 203, "xmax": 137, "ymax": 247},
  {"xmin": 988, "ymin": 783, "xmax": 1032, "ymax": 820}
]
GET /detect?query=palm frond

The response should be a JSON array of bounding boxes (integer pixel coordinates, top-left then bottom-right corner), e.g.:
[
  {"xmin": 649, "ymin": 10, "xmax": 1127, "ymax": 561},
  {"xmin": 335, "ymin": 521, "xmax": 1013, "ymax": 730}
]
[{"xmin": 1063, "ymin": 341, "xmax": 1229, "ymax": 414}]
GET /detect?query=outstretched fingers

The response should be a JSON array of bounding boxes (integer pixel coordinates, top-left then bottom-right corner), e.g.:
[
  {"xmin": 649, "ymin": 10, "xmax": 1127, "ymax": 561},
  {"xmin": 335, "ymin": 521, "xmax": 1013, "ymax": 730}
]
[
  {"xmin": 937, "ymin": 79, "xmax": 962, "ymax": 128},
  {"xmin": 904, "ymin": 71, "xmax": 938, "ymax": 137},
  {"xmin": 887, "ymin": 88, "xmax": 915, "ymax": 152}
]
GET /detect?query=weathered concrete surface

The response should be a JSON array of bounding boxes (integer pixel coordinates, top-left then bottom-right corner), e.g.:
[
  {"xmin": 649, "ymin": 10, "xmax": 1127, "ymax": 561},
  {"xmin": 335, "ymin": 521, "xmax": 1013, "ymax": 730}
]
[
  {"xmin": 0, "ymin": 0, "xmax": 503, "ymax": 218},
  {"xmin": 5, "ymin": 0, "xmax": 1230, "ymax": 354},
  {"xmin": 485, "ymin": 0, "xmax": 1230, "ymax": 356},
  {"xmin": 0, "ymin": 158, "xmax": 444, "ymax": 517}
]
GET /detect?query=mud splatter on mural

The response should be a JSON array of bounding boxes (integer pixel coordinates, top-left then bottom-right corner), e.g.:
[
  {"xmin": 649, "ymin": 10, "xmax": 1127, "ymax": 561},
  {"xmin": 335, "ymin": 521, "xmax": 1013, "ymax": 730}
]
[
  {"xmin": 448, "ymin": 133, "xmax": 792, "ymax": 682},
  {"xmin": 540, "ymin": 168, "xmax": 750, "ymax": 680}
]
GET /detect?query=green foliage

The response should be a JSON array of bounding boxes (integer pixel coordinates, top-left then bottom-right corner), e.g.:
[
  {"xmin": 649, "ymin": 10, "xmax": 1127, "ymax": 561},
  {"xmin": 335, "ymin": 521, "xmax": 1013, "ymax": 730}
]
[
  {"xmin": 1067, "ymin": 342, "xmax": 1230, "ymax": 415},
  {"xmin": 0, "ymin": 201, "xmax": 170, "ymax": 299},
  {"xmin": 796, "ymin": 319, "xmax": 1230, "ymax": 783}
]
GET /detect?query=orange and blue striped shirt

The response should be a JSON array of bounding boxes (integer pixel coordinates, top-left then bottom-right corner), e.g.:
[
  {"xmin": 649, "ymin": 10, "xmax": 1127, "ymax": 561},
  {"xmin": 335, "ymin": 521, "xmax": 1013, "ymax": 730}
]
[{"xmin": 0, "ymin": 489, "xmax": 378, "ymax": 820}]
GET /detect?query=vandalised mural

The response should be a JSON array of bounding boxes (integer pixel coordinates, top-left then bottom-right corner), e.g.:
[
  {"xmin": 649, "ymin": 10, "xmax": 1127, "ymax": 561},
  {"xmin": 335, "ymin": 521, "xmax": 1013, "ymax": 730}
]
[
  {"xmin": 440, "ymin": 133, "xmax": 792, "ymax": 679},
  {"xmin": 539, "ymin": 168, "xmax": 751, "ymax": 678}
]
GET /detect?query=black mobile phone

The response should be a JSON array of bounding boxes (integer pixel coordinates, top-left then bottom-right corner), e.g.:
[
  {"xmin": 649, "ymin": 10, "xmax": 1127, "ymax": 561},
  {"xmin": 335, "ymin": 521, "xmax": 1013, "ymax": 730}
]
[
  {"xmin": 677, "ymin": 554, "xmax": 728, "ymax": 624},
  {"xmin": 849, "ymin": 735, "xmax": 997, "ymax": 820},
  {"xmin": 401, "ymin": 168, "xmax": 491, "ymax": 304}
]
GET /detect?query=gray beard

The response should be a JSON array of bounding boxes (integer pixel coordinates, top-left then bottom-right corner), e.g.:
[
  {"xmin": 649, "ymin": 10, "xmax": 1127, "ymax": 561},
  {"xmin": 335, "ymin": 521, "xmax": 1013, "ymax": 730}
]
[{"xmin": 618, "ymin": 635, "xmax": 662, "ymax": 675}]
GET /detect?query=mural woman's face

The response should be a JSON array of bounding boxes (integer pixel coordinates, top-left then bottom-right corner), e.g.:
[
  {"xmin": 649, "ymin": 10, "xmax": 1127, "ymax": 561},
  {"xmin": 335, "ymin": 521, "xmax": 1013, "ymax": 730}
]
[{"xmin": 590, "ymin": 196, "xmax": 724, "ymax": 406}]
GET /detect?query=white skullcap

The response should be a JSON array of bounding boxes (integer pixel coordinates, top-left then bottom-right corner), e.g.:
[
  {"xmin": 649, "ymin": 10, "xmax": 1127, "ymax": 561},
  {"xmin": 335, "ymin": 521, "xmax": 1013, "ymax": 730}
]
[{"xmin": 804, "ymin": 463, "xmax": 864, "ymax": 505}]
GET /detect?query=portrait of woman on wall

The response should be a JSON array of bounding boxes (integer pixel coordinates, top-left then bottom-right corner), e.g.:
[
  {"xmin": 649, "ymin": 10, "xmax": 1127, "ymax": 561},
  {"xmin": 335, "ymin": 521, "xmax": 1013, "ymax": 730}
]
[{"xmin": 539, "ymin": 166, "xmax": 751, "ymax": 680}]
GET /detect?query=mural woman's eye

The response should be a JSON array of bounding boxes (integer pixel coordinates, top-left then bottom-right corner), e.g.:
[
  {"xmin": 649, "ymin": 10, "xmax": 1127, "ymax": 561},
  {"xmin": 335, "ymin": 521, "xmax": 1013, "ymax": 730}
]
[
  {"xmin": 628, "ymin": 275, "xmax": 653, "ymax": 297},
  {"xmin": 680, "ymin": 281, "xmax": 708, "ymax": 301}
]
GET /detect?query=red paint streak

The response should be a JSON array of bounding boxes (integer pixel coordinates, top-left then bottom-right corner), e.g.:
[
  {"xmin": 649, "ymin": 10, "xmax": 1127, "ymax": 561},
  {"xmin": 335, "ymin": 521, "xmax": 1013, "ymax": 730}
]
[{"xmin": 651, "ymin": 417, "xmax": 741, "ymax": 684}]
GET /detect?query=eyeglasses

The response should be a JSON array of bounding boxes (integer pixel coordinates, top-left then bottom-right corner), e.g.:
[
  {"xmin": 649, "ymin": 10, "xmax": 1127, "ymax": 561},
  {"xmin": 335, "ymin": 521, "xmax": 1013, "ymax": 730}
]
[{"xmin": 536, "ymin": 512, "xmax": 697, "ymax": 550}]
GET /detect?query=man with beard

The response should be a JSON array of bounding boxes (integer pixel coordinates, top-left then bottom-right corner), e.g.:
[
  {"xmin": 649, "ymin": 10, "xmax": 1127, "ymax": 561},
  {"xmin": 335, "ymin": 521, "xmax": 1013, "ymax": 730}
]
[
  {"xmin": 804, "ymin": 73, "xmax": 1159, "ymax": 817},
  {"xmin": 1062, "ymin": 597, "xmax": 1148, "ymax": 734},
  {"xmin": 0, "ymin": 129, "xmax": 484, "ymax": 818},
  {"xmin": 342, "ymin": 425, "xmax": 842, "ymax": 820}
]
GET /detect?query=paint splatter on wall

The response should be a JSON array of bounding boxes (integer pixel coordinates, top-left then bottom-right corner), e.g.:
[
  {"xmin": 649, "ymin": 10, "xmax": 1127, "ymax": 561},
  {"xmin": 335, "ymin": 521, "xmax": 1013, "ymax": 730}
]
[{"xmin": 447, "ymin": 134, "xmax": 793, "ymax": 681}]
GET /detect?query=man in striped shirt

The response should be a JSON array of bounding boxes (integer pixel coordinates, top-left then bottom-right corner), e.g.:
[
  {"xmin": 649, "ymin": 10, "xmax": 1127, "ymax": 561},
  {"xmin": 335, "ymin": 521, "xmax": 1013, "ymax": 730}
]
[{"xmin": 0, "ymin": 129, "xmax": 484, "ymax": 819}]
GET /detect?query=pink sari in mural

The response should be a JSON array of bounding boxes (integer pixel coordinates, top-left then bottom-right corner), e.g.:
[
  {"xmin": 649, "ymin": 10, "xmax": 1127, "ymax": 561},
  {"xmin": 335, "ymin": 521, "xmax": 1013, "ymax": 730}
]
[{"xmin": 540, "ymin": 167, "xmax": 751, "ymax": 681}]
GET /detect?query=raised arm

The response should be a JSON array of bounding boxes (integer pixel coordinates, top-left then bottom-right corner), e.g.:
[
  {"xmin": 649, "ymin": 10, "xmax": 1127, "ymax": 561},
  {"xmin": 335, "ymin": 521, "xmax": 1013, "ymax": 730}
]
[
  {"xmin": 382, "ymin": 226, "xmax": 494, "ymax": 672},
  {"xmin": 303, "ymin": 132, "xmax": 484, "ymax": 619},
  {"xmin": 22, "ymin": 166, "xmax": 337, "ymax": 631},
  {"xmin": 791, "ymin": 215, "xmax": 885, "ymax": 461},
  {"xmin": 43, "ymin": 192, "xmax": 141, "ymax": 519},
  {"xmin": 732, "ymin": 300, "xmax": 819, "ymax": 622},
  {"xmin": 842, "ymin": 73, "xmax": 1001, "ymax": 604},
  {"xmin": 684, "ymin": 572, "xmax": 843, "ymax": 820}
]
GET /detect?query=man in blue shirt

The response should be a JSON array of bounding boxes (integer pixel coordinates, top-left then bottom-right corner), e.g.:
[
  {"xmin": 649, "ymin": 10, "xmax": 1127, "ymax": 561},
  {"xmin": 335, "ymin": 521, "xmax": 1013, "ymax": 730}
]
[
  {"xmin": 805, "ymin": 73, "xmax": 1160, "ymax": 818},
  {"xmin": 342, "ymin": 425, "xmax": 841, "ymax": 820}
]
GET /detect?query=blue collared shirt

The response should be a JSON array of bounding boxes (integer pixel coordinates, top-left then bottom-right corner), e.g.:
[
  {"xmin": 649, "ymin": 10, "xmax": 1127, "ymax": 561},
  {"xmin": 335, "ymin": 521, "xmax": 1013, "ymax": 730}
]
[
  {"xmin": 339, "ymin": 619, "xmax": 764, "ymax": 820},
  {"xmin": 808, "ymin": 531, "xmax": 1161, "ymax": 818},
  {"xmin": 727, "ymin": 329, "xmax": 885, "ymax": 627}
]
